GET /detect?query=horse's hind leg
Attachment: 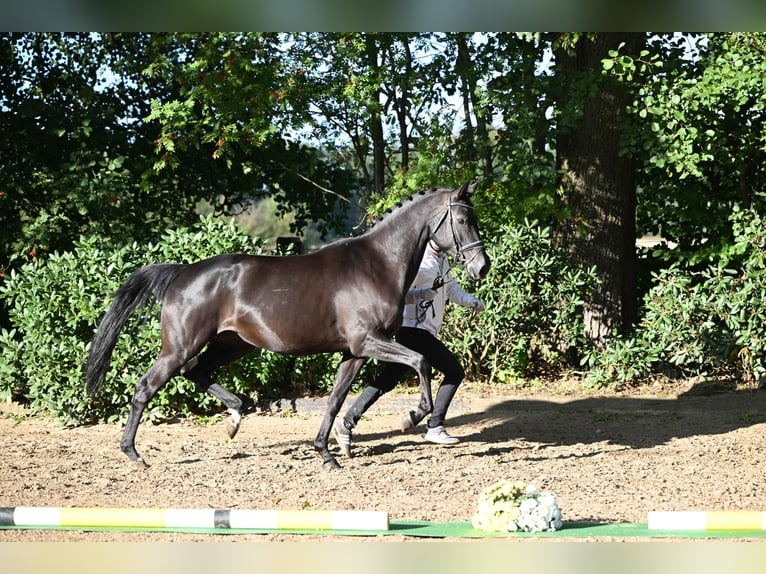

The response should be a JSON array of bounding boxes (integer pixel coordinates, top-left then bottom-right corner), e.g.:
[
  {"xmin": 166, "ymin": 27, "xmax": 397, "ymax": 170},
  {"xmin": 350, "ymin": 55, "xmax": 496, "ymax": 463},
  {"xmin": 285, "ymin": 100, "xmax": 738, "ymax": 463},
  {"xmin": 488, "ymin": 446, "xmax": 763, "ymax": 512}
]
[
  {"xmin": 121, "ymin": 353, "xmax": 186, "ymax": 468},
  {"xmin": 181, "ymin": 334, "xmax": 254, "ymax": 439},
  {"xmin": 314, "ymin": 355, "xmax": 365, "ymax": 470}
]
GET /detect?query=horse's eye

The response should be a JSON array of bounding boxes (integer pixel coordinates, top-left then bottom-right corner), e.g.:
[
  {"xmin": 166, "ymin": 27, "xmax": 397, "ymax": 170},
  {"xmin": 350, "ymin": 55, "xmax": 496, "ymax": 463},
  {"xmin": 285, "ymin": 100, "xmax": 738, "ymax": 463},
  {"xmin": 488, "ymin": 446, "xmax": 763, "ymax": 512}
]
[{"xmin": 457, "ymin": 218, "xmax": 465, "ymax": 224}]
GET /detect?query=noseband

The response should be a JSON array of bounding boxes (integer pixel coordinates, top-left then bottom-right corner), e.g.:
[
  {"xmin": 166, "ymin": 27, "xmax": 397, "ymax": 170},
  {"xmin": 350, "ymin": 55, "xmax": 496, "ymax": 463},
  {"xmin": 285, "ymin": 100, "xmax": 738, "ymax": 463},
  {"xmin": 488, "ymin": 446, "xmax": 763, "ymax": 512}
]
[{"xmin": 432, "ymin": 192, "xmax": 485, "ymax": 267}]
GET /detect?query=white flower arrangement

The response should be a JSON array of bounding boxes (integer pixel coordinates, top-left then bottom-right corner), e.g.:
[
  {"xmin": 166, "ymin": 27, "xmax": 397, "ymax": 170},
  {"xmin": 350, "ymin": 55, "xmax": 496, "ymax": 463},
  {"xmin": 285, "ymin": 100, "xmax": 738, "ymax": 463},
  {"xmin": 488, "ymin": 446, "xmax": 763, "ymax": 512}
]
[{"xmin": 471, "ymin": 480, "xmax": 563, "ymax": 533}]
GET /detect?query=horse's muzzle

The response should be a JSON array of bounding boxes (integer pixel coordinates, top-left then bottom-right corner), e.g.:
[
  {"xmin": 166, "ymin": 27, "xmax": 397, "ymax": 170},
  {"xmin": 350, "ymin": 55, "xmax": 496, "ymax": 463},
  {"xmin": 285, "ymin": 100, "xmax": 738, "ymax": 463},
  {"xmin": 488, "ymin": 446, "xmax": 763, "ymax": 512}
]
[{"xmin": 467, "ymin": 252, "xmax": 491, "ymax": 280}]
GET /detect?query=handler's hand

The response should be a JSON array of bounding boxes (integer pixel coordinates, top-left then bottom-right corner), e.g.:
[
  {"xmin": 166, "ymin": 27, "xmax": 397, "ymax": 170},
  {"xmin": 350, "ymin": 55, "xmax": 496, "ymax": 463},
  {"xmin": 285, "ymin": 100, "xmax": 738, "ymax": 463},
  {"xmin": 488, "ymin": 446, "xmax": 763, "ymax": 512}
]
[{"xmin": 421, "ymin": 289, "xmax": 437, "ymax": 302}]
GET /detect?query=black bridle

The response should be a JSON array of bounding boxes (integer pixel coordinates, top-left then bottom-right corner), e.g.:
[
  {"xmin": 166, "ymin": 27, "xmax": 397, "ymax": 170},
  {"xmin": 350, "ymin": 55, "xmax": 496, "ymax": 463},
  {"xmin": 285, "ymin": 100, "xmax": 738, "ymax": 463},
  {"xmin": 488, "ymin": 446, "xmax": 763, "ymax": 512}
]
[{"xmin": 432, "ymin": 192, "xmax": 485, "ymax": 267}]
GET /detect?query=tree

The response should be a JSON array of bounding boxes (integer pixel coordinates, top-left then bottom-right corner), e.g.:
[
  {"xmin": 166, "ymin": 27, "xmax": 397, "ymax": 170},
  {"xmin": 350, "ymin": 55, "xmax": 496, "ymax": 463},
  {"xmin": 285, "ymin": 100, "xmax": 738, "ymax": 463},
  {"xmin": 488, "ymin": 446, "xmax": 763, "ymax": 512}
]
[
  {"xmin": 140, "ymin": 32, "xmax": 357, "ymax": 235},
  {"xmin": 631, "ymin": 33, "xmax": 766, "ymax": 265},
  {"xmin": 551, "ymin": 33, "xmax": 646, "ymax": 345},
  {"xmin": 0, "ymin": 33, "xmax": 215, "ymax": 292},
  {"xmin": 283, "ymin": 33, "xmax": 454, "ymax": 199},
  {"xmin": 462, "ymin": 33, "xmax": 559, "ymax": 228},
  {"xmin": 450, "ymin": 33, "xmax": 493, "ymax": 178}
]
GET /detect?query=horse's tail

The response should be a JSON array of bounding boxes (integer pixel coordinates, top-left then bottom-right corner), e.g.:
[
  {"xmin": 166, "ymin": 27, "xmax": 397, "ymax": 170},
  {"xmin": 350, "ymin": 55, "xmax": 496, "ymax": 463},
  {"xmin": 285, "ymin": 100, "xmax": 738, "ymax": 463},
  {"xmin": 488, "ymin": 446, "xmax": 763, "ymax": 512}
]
[{"xmin": 85, "ymin": 263, "xmax": 185, "ymax": 396}]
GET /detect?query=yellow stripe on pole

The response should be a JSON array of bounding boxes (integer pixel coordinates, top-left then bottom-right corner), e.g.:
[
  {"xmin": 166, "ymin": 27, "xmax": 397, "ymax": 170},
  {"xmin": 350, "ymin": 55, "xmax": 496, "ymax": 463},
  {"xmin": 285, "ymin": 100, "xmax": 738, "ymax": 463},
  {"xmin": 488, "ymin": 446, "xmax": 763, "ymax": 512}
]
[
  {"xmin": 705, "ymin": 511, "xmax": 764, "ymax": 530},
  {"xmin": 276, "ymin": 510, "xmax": 335, "ymax": 530},
  {"xmin": 649, "ymin": 511, "xmax": 766, "ymax": 530},
  {"xmin": 165, "ymin": 508, "xmax": 216, "ymax": 528},
  {"xmin": 59, "ymin": 507, "xmax": 167, "ymax": 528}
]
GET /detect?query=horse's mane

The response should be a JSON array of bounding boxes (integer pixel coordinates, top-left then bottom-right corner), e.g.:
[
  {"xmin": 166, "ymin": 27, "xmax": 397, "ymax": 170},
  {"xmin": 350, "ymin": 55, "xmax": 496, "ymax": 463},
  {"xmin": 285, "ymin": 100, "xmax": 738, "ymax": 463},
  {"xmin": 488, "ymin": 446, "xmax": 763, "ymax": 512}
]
[{"xmin": 360, "ymin": 187, "xmax": 447, "ymax": 236}]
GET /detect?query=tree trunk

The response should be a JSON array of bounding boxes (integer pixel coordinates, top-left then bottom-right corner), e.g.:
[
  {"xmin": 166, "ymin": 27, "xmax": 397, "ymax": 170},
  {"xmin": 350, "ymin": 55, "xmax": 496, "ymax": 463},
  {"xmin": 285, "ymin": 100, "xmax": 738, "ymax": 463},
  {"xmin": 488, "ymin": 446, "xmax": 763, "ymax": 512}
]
[
  {"xmin": 395, "ymin": 37, "xmax": 411, "ymax": 171},
  {"xmin": 455, "ymin": 33, "xmax": 493, "ymax": 178},
  {"xmin": 365, "ymin": 35, "xmax": 386, "ymax": 193},
  {"xmin": 553, "ymin": 33, "xmax": 642, "ymax": 345},
  {"xmin": 455, "ymin": 34, "xmax": 476, "ymax": 162}
]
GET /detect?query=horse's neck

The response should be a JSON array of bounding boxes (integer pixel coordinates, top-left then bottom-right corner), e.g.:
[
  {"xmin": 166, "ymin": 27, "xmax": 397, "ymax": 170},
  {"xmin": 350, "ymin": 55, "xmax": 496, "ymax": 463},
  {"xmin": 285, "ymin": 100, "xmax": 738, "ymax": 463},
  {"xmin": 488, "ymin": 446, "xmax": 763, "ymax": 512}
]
[
  {"xmin": 366, "ymin": 198, "xmax": 438, "ymax": 292},
  {"xmin": 400, "ymin": 231, "xmax": 430, "ymax": 291}
]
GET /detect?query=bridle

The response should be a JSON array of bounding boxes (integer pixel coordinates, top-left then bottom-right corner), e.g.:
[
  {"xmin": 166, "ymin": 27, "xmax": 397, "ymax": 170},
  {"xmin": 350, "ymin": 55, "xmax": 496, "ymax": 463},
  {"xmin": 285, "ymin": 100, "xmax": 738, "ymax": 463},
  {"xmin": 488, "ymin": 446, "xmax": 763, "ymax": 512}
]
[{"xmin": 431, "ymin": 191, "xmax": 485, "ymax": 267}]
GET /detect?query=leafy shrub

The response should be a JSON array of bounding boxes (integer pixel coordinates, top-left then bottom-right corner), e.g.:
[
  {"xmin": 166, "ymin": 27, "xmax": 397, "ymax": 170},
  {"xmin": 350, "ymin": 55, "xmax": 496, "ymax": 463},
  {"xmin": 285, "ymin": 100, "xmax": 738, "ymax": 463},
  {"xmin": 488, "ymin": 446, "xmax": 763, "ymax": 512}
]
[
  {"xmin": 584, "ymin": 207, "xmax": 766, "ymax": 388},
  {"xmin": 0, "ymin": 215, "xmax": 346, "ymax": 424},
  {"xmin": 442, "ymin": 220, "xmax": 598, "ymax": 382}
]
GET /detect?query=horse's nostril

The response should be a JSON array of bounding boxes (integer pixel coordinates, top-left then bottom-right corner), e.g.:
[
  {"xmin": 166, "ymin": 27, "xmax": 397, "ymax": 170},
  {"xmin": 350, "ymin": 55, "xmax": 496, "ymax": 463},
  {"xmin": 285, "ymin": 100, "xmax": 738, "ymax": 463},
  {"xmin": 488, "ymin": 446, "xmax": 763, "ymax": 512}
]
[{"xmin": 469, "ymin": 261, "xmax": 490, "ymax": 279}]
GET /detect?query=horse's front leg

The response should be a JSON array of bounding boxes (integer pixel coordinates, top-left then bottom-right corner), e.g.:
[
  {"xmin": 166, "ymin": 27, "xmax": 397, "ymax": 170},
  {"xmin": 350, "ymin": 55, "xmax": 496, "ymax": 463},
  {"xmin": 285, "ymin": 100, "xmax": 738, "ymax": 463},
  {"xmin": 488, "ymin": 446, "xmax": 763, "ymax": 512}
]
[
  {"xmin": 314, "ymin": 356, "xmax": 365, "ymax": 470},
  {"xmin": 408, "ymin": 371, "xmax": 434, "ymax": 429},
  {"xmin": 357, "ymin": 335, "xmax": 433, "ymax": 430}
]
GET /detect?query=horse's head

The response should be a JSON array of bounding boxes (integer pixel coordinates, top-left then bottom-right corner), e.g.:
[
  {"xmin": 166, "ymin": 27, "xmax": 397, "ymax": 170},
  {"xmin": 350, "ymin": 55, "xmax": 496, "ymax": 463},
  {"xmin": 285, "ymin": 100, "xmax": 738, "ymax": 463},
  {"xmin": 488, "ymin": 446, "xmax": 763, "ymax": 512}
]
[{"xmin": 431, "ymin": 181, "xmax": 491, "ymax": 280}]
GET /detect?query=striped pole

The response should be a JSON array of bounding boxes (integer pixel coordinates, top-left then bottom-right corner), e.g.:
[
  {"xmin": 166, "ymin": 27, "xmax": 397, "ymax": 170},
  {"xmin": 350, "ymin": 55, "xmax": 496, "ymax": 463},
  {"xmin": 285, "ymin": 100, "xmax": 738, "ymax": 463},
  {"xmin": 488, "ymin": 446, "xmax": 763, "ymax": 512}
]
[
  {"xmin": 648, "ymin": 511, "xmax": 766, "ymax": 530},
  {"xmin": 0, "ymin": 507, "xmax": 389, "ymax": 531}
]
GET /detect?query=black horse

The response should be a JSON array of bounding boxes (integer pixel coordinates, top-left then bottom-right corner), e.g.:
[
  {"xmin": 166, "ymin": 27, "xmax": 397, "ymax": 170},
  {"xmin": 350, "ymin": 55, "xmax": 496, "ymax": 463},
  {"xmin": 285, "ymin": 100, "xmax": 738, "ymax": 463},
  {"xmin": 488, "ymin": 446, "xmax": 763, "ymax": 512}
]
[{"xmin": 85, "ymin": 181, "xmax": 490, "ymax": 469}]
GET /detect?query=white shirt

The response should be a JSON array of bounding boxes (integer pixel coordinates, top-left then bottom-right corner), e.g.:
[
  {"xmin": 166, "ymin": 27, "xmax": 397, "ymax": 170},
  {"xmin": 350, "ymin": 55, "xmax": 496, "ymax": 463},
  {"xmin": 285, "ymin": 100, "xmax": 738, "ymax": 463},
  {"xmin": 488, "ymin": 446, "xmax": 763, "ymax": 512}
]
[{"xmin": 401, "ymin": 244, "xmax": 482, "ymax": 336}]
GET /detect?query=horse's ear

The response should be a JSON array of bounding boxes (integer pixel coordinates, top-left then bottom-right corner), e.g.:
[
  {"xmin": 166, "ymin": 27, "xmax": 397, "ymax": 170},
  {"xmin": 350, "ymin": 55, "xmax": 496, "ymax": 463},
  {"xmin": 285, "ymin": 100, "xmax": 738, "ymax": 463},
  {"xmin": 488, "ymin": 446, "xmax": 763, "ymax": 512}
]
[{"xmin": 456, "ymin": 179, "xmax": 479, "ymax": 200}]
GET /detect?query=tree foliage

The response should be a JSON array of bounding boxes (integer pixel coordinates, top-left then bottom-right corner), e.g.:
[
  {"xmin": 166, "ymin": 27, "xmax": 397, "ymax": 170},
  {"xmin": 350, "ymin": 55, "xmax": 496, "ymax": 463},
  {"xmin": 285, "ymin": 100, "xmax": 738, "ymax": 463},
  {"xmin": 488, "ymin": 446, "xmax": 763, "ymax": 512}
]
[
  {"xmin": 141, "ymin": 33, "xmax": 358, "ymax": 235},
  {"xmin": 608, "ymin": 33, "xmax": 766, "ymax": 264},
  {"xmin": 584, "ymin": 207, "xmax": 766, "ymax": 388},
  {"xmin": 0, "ymin": 33, "xmax": 184, "ymax": 264}
]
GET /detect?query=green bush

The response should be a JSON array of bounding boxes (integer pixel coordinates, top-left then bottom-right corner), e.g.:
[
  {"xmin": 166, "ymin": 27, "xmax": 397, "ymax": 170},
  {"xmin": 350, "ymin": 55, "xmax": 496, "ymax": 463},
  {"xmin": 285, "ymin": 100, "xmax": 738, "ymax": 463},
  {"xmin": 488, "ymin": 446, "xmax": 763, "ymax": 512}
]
[
  {"xmin": 442, "ymin": 220, "xmax": 598, "ymax": 382},
  {"xmin": 584, "ymin": 207, "xmax": 766, "ymax": 388},
  {"xmin": 0, "ymin": 215, "xmax": 345, "ymax": 424}
]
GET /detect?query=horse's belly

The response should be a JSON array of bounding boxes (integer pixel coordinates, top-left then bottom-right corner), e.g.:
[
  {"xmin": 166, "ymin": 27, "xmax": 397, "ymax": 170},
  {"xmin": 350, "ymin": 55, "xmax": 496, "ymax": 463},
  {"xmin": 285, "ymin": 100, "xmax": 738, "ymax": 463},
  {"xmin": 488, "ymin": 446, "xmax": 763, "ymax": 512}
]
[{"xmin": 222, "ymin": 309, "xmax": 345, "ymax": 355}]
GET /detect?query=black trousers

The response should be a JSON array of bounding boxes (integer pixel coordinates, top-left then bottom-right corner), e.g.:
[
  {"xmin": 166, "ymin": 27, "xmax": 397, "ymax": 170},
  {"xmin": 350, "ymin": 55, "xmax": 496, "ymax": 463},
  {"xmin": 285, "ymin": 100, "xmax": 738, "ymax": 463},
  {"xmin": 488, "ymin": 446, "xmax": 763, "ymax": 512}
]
[{"xmin": 342, "ymin": 327, "xmax": 465, "ymax": 430}]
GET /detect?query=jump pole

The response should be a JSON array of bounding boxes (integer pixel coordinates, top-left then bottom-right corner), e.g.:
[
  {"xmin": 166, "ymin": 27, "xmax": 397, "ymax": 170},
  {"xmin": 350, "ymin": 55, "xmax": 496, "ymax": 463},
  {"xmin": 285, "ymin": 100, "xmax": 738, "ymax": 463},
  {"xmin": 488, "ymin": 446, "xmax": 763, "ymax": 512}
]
[
  {"xmin": 0, "ymin": 507, "xmax": 389, "ymax": 531},
  {"xmin": 648, "ymin": 511, "xmax": 766, "ymax": 530}
]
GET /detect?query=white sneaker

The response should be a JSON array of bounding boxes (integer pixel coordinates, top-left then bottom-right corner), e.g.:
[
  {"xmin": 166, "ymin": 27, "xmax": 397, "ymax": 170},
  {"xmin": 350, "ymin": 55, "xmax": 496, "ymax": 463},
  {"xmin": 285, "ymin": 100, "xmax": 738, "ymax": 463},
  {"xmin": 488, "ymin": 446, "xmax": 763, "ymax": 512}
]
[
  {"xmin": 422, "ymin": 426, "xmax": 459, "ymax": 445},
  {"xmin": 333, "ymin": 419, "xmax": 353, "ymax": 457}
]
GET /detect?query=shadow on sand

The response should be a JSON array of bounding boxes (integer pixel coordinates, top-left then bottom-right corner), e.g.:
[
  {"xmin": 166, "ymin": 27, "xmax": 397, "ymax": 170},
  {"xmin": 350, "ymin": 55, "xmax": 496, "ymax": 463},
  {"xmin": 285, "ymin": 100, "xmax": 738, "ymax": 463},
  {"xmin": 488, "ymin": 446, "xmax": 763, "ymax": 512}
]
[{"xmin": 346, "ymin": 386, "xmax": 766, "ymax": 455}]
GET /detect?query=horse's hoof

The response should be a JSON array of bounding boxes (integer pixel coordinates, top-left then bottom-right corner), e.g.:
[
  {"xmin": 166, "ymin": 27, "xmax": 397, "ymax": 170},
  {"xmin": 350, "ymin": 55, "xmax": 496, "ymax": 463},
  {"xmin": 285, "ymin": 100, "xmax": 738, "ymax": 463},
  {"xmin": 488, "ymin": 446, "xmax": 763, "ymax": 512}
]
[
  {"xmin": 322, "ymin": 459, "xmax": 342, "ymax": 471},
  {"xmin": 401, "ymin": 411, "xmax": 417, "ymax": 432},
  {"xmin": 131, "ymin": 458, "xmax": 149, "ymax": 471},
  {"xmin": 226, "ymin": 409, "xmax": 241, "ymax": 439},
  {"xmin": 226, "ymin": 420, "xmax": 240, "ymax": 439}
]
